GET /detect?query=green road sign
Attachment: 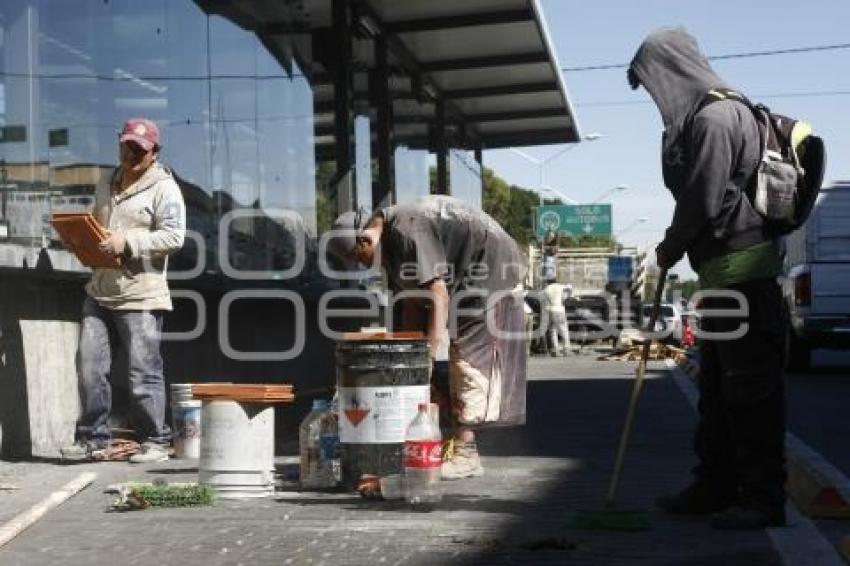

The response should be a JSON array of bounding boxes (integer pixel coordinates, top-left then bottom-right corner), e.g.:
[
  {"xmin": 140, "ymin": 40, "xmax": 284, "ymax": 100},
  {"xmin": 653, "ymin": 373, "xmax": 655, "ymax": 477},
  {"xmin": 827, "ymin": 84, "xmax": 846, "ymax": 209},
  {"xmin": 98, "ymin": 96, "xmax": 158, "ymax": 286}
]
[{"xmin": 535, "ymin": 204, "xmax": 612, "ymax": 238}]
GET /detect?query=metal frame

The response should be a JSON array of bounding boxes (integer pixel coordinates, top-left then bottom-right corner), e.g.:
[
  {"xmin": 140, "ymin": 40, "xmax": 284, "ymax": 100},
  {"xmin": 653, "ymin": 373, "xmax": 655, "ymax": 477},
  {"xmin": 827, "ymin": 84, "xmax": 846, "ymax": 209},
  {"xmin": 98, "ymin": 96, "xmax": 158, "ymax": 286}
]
[
  {"xmin": 385, "ymin": 8, "xmax": 533, "ymax": 34},
  {"xmin": 420, "ymin": 52, "xmax": 549, "ymax": 72},
  {"xmin": 371, "ymin": 35, "xmax": 395, "ymax": 208}
]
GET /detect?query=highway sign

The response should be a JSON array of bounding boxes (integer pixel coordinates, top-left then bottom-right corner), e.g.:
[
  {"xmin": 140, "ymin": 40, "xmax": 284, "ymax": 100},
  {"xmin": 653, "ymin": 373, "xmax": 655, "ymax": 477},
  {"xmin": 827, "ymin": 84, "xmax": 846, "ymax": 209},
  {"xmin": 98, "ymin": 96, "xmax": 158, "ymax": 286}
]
[
  {"xmin": 535, "ymin": 204, "xmax": 612, "ymax": 238},
  {"xmin": 608, "ymin": 256, "xmax": 634, "ymax": 283}
]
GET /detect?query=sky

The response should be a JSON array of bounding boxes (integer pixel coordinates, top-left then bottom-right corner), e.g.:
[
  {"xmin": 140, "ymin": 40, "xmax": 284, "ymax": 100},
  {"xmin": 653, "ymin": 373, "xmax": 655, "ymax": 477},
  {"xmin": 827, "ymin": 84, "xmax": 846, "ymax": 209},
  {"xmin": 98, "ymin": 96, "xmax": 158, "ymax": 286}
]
[{"xmin": 483, "ymin": 0, "xmax": 850, "ymax": 279}]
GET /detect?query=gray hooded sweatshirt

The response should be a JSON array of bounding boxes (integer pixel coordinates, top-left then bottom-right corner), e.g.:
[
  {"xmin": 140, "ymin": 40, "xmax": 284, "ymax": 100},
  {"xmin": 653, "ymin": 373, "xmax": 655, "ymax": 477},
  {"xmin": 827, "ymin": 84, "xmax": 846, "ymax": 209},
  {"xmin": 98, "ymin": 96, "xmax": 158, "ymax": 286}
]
[{"xmin": 630, "ymin": 27, "xmax": 770, "ymax": 272}]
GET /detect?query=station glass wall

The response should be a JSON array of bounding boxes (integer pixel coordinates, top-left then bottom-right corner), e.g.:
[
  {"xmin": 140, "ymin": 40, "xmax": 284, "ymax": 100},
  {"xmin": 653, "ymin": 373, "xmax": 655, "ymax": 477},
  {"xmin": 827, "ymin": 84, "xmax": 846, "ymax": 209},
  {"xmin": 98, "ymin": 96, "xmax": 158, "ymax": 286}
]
[
  {"xmin": 448, "ymin": 148, "xmax": 482, "ymax": 209},
  {"xmin": 0, "ymin": 0, "xmax": 316, "ymax": 279}
]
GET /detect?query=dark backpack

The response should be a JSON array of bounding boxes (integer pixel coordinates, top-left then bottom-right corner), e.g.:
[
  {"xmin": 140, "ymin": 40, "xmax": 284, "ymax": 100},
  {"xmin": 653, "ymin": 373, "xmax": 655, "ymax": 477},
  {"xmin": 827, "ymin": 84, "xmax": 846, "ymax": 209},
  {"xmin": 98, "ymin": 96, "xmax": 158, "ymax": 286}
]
[{"xmin": 697, "ymin": 88, "xmax": 826, "ymax": 235}]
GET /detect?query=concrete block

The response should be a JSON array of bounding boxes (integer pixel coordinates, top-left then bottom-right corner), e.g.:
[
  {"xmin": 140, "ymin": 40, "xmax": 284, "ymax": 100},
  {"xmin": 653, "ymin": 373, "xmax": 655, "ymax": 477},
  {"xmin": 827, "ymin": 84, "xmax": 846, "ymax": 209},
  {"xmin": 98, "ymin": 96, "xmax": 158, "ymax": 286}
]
[{"xmin": 18, "ymin": 320, "xmax": 80, "ymax": 458}]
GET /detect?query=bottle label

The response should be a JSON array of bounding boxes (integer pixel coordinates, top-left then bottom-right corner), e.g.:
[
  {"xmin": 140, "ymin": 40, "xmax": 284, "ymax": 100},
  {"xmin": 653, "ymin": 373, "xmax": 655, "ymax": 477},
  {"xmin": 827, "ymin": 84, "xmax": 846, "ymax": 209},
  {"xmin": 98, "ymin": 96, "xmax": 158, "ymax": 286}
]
[{"xmin": 403, "ymin": 440, "xmax": 442, "ymax": 469}]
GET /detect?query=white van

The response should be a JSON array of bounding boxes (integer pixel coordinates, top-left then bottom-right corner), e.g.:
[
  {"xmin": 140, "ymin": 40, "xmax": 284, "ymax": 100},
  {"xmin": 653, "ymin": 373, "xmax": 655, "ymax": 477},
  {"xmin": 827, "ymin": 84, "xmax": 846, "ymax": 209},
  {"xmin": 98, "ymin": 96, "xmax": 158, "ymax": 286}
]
[{"xmin": 782, "ymin": 181, "xmax": 850, "ymax": 370}]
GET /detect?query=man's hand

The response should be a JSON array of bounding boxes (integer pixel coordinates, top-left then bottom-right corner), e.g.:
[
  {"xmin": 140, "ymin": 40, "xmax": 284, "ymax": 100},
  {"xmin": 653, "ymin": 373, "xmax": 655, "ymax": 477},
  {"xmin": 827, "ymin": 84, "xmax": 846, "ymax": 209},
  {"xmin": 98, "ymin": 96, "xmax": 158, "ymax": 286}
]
[
  {"xmin": 655, "ymin": 243, "xmax": 678, "ymax": 270},
  {"xmin": 655, "ymin": 244, "xmax": 669, "ymax": 269},
  {"xmin": 99, "ymin": 231, "xmax": 127, "ymax": 257}
]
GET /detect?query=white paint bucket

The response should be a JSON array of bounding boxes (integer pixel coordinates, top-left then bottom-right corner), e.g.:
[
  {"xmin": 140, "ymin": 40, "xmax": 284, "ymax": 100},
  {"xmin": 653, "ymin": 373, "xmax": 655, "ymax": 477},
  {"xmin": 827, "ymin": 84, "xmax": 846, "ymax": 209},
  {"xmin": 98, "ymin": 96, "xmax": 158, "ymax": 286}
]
[
  {"xmin": 172, "ymin": 400, "xmax": 202, "ymax": 459},
  {"xmin": 198, "ymin": 400, "xmax": 275, "ymax": 499}
]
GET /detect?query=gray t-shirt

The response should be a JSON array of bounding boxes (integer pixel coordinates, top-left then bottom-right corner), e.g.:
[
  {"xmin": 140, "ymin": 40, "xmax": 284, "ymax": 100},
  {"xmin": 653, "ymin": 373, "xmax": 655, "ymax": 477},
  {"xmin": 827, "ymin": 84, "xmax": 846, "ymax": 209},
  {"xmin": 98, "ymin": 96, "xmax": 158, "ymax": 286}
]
[{"xmin": 380, "ymin": 196, "xmax": 525, "ymax": 298}]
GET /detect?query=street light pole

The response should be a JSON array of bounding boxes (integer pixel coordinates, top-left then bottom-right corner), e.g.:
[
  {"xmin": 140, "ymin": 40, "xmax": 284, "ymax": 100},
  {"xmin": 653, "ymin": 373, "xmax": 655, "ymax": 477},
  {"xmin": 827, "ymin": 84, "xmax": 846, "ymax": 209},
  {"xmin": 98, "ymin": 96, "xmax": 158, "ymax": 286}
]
[
  {"xmin": 541, "ymin": 186, "xmax": 578, "ymax": 204},
  {"xmin": 509, "ymin": 132, "xmax": 604, "ymax": 202},
  {"xmin": 590, "ymin": 184, "xmax": 631, "ymax": 204},
  {"xmin": 616, "ymin": 216, "xmax": 649, "ymax": 237}
]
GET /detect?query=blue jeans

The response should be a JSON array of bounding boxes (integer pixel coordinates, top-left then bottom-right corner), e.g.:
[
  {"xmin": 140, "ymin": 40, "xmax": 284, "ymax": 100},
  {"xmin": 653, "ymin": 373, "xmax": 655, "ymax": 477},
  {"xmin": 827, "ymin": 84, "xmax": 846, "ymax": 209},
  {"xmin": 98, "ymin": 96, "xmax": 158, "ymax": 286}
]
[{"xmin": 75, "ymin": 296, "xmax": 171, "ymax": 445}]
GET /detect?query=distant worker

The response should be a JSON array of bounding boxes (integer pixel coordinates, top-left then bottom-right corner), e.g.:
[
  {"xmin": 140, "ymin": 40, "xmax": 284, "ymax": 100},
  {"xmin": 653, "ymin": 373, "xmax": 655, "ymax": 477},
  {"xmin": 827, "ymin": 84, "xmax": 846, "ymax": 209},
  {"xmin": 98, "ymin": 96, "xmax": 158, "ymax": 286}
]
[
  {"xmin": 541, "ymin": 244, "xmax": 557, "ymax": 284},
  {"xmin": 544, "ymin": 278, "xmax": 571, "ymax": 356},
  {"xmin": 329, "ymin": 196, "xmax": 527, "ymax": 480},
  {"xmin": 61, "ymin": 118, "xmax": 186, "ymax": 464},
  {"xmin": 630, "ymin": 28, "xmax": 786, "ymax": 529},
  {"xmin": 519, "ymin": 285, "xmax": 536, "ymax": 356}
]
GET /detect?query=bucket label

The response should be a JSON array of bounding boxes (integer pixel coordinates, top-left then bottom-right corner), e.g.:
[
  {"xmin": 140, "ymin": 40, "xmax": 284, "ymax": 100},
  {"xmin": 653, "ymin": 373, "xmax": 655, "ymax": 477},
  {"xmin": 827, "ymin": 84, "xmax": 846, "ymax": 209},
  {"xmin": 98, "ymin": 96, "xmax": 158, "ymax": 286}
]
[
  {"xmin": 403, "ymin": 440, "xmax": 442, "ymax": 469},
  {"xmin": 339, "ymin": 385, "xmax": 430, "ymax": 444}
]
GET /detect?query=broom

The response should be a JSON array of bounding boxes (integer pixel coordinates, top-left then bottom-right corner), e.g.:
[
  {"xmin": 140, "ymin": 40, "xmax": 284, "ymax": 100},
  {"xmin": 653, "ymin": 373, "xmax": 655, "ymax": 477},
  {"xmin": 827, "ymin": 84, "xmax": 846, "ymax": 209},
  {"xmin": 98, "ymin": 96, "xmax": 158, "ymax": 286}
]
[{"xmin": 567, "ymin": 266, "xmax": 669, "ymax": 531}]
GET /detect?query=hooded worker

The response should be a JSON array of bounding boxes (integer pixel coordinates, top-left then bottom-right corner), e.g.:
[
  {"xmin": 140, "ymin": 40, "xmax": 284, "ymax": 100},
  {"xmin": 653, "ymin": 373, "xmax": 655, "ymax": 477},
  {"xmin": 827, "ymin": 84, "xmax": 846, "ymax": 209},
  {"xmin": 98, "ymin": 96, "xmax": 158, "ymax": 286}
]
[
  {"xmin": 630, "ymin": 28, "xmax": 786, "ymax": 530},
  {"xmin": 329, "ymin": 196, "xmax": 528, "ymax": 480}
]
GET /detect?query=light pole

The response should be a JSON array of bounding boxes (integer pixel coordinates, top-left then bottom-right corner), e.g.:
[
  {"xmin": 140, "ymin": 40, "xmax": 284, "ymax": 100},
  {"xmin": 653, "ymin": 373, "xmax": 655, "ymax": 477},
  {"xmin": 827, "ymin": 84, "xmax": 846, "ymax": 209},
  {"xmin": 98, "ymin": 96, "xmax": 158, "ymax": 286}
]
[
  {"xmin": 510, "ymin": 134, "xmax": 604, "ymax": 288},
  {"xmin": 509, "ymin": 132, "xmax": 604, "ymax": 202},
  {"xmin": 541, "ymin": 186, "xmax": 577, "ymax": 205},
  {"xmin": 590, "ymin": 184, "xmax": 631, "ymax": 204},
  {"xmin": 616, "ymin": 216, "xmax": 649, "ymax": 238},
  {"xmin": 614, "ymin": 217, "xmax": 648, "ymax": 256}
]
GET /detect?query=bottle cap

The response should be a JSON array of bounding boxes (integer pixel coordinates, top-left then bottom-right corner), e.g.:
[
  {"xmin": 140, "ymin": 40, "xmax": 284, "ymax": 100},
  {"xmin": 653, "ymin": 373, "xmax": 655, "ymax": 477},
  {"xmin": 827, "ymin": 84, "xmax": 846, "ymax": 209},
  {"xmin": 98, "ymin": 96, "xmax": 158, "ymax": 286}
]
[
  {"xmin": 312, "ymin": 399, "xmax": 328, "ymax": 411},
  {"xmin": 418, "ymin": 402, "xmax": 429, "ymax": 412}
]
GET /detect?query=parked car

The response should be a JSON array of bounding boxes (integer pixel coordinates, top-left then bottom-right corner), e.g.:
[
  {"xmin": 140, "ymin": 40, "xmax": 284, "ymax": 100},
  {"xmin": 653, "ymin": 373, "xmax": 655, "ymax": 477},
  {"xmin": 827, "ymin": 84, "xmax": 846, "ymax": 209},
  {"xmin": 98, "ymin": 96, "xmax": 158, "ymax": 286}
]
[
  {"xmin": 566, "ymin": 294, "xmax": 615, "ymax": 344},
  {"xmin": 642, "ymin": 302, "xmax": 683, "ymax": 345},
  {"xmin": 782, "ymin": 181, "xmax": 850, "ymax": 370}
]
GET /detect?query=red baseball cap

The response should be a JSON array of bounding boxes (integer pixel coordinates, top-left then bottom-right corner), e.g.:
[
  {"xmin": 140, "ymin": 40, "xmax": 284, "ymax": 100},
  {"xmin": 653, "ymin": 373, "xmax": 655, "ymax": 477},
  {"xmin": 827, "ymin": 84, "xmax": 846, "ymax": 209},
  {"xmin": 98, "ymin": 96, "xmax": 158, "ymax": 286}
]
[{"xmin": 119, "ymin": 118, "xmax": 160, "ymax": 151}]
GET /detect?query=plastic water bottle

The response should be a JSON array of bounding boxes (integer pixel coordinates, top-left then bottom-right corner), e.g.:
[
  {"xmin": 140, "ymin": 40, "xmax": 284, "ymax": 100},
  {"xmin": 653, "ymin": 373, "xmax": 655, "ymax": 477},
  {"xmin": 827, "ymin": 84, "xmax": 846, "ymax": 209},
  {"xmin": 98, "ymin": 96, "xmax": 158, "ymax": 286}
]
[
  {"xmin": 319, "ymin": 402, "xmax": 340, "ymax": 485},
  {"xmin": 300, "ymin": 399, "xmax": 336, "ymax": 489},
  {"xmin": 403, "ymin": 402, "xmax": 442, "ymax": 510}
]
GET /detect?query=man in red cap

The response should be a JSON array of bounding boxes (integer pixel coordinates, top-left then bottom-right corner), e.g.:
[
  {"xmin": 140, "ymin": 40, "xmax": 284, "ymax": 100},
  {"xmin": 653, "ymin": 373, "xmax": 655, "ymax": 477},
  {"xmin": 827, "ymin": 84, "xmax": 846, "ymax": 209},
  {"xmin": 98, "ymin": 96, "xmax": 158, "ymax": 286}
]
[{"xmin": 61, "ymin": 117, "xmax": 186, "ymax": 464}]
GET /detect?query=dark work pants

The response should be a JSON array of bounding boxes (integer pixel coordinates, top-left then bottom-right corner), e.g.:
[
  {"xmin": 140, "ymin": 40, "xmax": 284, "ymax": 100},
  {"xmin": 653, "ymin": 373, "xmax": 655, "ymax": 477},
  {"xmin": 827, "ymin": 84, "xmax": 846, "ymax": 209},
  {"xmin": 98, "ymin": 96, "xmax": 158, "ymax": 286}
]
[{"xmin": 694, "ymin": 278, "xmax": 786, "ymax": 511}]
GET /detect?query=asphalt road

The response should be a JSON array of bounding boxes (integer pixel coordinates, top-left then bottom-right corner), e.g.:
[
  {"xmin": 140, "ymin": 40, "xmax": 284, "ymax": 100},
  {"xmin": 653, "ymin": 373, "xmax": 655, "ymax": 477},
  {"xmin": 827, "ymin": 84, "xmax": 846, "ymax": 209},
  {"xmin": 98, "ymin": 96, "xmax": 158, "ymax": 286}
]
[{"xmin": 785, "ymin": 349, "xmax": 850, "ymax": 478}]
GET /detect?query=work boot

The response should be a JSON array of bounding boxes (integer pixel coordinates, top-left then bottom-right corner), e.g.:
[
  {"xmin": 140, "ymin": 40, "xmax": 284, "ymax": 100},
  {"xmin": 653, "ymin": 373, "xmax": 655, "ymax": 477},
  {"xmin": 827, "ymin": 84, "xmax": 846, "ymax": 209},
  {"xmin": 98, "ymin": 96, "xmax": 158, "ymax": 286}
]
[
  {"xmin": 60, "ymin": 440, "xmax": 107, "ymax": 462},
  {"xmin": 128, "ymin": 442, "xmax": 170, "ymax": 464},
  {"xmin": 656, "ymin": 482, "xmax": 736, "ymax": 515},
  {"xmin": 441, "ymin": 441, "xmax": 484, "ymax": 480},
  {"xmin": 711, "ymin": 504, "xmax": 786, "ymax": 530}
]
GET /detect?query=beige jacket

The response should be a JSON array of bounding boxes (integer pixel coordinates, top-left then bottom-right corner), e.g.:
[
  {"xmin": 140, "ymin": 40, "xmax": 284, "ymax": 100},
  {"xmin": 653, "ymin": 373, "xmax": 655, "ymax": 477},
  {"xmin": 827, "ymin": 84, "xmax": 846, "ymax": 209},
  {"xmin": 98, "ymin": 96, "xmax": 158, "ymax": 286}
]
[{"xmin": 86, "ymin": 162, "xmax": 186, "ymax": 311}]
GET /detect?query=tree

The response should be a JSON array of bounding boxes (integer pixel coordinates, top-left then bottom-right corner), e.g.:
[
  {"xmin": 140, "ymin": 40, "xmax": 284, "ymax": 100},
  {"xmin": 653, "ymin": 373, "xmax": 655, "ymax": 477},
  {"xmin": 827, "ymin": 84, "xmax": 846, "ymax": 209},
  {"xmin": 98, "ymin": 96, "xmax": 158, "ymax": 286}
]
[{"xmin": 427, "ymin": 165, "xmax": 618, "ymax": 250}]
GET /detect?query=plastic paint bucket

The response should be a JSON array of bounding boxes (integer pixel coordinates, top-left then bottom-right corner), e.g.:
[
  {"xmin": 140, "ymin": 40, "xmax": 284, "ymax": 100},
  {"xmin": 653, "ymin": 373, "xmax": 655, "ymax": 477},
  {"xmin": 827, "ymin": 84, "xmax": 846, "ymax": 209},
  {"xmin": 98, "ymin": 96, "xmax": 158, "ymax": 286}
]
[{"xmin": 199, "ymin": 400, "xmax": 275, "ymax": 499}]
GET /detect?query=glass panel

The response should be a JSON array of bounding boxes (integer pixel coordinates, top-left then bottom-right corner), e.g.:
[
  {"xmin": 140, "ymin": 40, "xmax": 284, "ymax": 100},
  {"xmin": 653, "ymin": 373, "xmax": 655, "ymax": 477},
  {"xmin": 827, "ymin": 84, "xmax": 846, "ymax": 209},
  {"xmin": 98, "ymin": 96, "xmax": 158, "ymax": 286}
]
[
  {"xmin": 448, "ymin": 148, "xmax": 482, "ymax": 208},
  {"xmin": 354, "ymin": 114, "xmax": 372, "ymax": 214},
  {"xmin": 393, "ymin": 145, "xmax": 429, "ymax": 205}
]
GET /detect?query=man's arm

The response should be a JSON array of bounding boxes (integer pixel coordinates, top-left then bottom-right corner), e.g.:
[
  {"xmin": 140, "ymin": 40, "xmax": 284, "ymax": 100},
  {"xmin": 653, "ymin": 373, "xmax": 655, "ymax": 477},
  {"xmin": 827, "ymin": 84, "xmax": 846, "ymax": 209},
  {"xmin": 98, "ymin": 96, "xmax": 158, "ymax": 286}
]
[
  {"xmin": 656, "ymin": 109, "xmax": 736, "ymax": 267},
  {"xmin": 398, "ymin": 296, "xmax": 426, "ymax": 331},
  {"xmin": 423, "ymin": 278, "xmax": 449, "ymax": 360},
  {"xmin": 124, "ymin": 181, "xmax": 186, "ymax": 259}
]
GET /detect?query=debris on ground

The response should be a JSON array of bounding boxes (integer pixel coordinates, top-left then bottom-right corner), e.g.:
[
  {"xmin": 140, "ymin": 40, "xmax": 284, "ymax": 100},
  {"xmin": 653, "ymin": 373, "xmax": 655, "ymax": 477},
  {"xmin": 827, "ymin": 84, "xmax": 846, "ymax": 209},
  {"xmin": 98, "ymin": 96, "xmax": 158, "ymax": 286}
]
[
  {"xmin": 92, "ymin": 439, "xmax": 142, "ymax": 462},
  {"xmin": 598, "ymin": 342, "xmax": 687, "ymax": 362},
  {"xmin": 110, "ymin": 482, "xmax": 215, "ymax": 511},
  {"xmin": 598, "ymin": 341, "xmax": 701, "ymax": 379},
  {"xmin": 0, "ymin": 483, "xmax": 20, "ymax": 491}
]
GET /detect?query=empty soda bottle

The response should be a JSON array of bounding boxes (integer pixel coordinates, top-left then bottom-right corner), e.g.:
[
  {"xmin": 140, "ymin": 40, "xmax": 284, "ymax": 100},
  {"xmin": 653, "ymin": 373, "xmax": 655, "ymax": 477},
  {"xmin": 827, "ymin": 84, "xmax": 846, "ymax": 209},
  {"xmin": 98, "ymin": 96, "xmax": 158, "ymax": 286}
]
[{"xmin": 403, "ymin": 402, "xmax": 442, "ymax": 510}]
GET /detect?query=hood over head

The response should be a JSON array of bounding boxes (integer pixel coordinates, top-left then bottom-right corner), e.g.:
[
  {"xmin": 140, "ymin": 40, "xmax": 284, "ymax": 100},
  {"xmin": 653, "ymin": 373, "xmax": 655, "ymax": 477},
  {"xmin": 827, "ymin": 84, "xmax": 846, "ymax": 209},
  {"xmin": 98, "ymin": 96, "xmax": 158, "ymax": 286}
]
[{"xmin": 629, "ymin": 27, "xmax": 732, "ymax": 156}]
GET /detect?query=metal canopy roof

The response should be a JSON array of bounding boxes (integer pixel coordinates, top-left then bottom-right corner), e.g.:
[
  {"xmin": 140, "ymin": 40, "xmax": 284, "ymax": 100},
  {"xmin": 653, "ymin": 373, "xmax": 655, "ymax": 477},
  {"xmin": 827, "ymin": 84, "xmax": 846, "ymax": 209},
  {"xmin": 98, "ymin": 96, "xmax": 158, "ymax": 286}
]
[
  {"xmin": 367, "ymin": 0, "xmax": 581, "ymax": 148},
  {"xmin": 195, "ymin": 0, "xmax": 582, "ymax": 150}
]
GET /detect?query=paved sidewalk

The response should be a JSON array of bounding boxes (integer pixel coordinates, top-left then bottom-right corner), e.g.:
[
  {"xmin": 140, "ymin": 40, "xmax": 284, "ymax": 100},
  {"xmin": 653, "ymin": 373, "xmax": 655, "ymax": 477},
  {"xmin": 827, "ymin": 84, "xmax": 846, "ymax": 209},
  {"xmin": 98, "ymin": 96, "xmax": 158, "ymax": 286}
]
[{"xmin": 0, "ymin": 355, "xmax": 790, "ymax": 565}]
